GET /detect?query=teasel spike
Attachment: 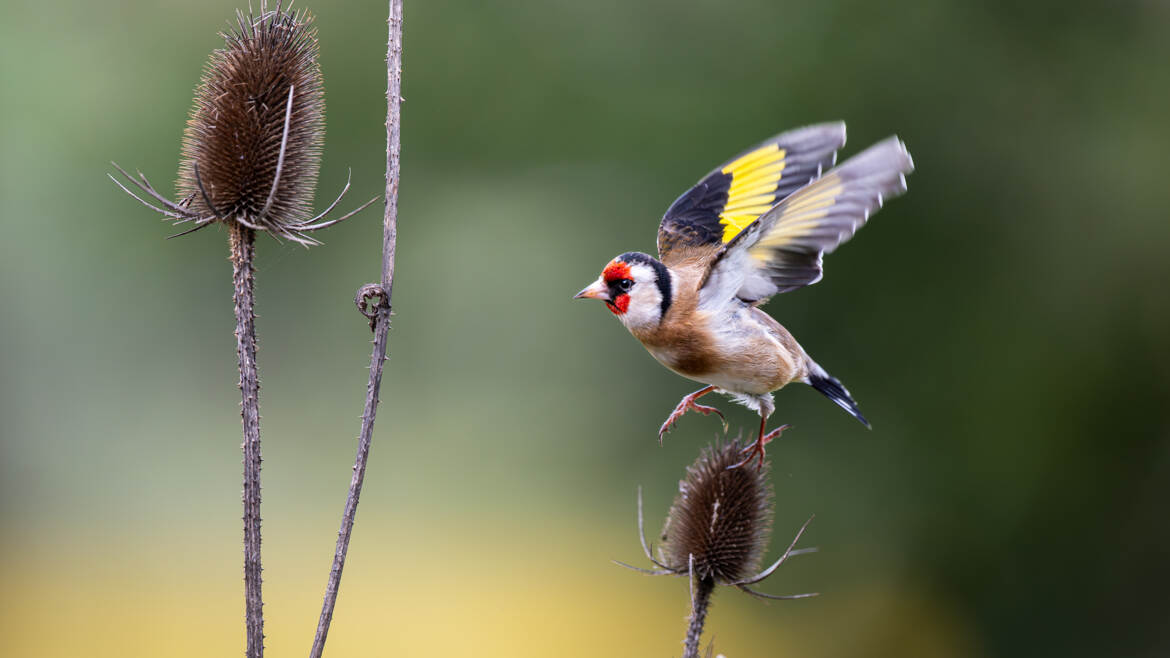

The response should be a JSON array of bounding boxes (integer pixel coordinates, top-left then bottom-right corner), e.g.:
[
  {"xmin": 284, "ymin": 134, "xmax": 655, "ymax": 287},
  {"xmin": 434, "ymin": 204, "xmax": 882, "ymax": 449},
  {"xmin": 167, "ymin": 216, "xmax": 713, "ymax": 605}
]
[
  {"xmin": 611, "ymin": 486, "xmax": 676, "ymax": 575},
  {"xmin": 615, "ymin": 437, "xmax": 818, "ymax": 658},
  {"xmin": 662, "ymin": 438, "xmax": 776, "ymax": 584},
  {"xmin": 111, "ymin": 0, "xmax": 375, "ymax": 247}
]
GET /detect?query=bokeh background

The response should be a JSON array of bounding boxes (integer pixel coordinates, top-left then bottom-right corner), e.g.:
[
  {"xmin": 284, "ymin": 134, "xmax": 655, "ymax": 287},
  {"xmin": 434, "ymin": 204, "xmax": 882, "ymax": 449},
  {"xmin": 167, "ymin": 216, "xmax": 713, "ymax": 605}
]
[{"xmin": 2, "ymin": 0, "xmax": 1168, "ymax": 656}]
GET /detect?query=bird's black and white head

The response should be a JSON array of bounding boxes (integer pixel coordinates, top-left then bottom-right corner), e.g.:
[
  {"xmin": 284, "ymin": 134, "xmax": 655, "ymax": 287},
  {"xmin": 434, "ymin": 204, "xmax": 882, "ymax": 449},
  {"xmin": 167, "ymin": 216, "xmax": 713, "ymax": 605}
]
[{"xmin": 575, "ymin": 251, "xmax": 673, "ymax": 331}]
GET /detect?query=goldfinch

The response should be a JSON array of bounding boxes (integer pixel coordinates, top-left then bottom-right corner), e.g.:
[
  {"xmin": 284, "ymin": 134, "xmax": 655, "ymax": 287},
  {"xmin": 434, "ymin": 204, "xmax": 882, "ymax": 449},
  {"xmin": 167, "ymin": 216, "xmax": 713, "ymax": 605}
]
[{"xmin": 575, "ymin": 122, "xmax": 913, "ymax": 468}]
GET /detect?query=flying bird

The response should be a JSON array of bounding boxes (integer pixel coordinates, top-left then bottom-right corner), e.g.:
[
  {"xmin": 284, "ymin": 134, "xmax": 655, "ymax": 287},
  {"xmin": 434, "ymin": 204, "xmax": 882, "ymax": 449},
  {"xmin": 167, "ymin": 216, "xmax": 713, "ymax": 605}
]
[{"xmin": 575, "ymin": 123, "xmax": 913, "ymax": 468}]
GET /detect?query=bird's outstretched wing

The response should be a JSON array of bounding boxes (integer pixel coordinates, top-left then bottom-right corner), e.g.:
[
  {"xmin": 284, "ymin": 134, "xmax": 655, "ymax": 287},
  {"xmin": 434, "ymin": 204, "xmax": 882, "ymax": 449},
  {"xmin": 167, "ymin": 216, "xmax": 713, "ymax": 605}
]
[
  {"xmin": 698, "ymin": 136, "xmax": 914, "ymax": 309},
  {"xmin": 656, "ymin": 123, "xmax": 847, "ymax": 264}
]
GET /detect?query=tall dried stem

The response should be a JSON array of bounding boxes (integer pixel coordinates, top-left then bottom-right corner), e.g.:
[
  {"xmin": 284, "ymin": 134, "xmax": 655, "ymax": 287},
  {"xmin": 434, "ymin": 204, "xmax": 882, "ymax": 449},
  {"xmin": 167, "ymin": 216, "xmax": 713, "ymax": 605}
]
[
  {"xmin": 308, "ymin": 1, "xmax": 403, "ymax": 655},
  {"xmin": 229, "ymin": 222, "xmax": 264, "ymax": 658}
]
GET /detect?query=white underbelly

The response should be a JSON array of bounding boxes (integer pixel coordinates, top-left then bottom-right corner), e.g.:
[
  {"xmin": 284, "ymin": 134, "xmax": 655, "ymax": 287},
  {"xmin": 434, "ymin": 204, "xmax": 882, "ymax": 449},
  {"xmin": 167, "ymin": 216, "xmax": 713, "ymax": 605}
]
[{"xmin": 645, "ymin": 344, "xmax": 791, "ymax": 396}]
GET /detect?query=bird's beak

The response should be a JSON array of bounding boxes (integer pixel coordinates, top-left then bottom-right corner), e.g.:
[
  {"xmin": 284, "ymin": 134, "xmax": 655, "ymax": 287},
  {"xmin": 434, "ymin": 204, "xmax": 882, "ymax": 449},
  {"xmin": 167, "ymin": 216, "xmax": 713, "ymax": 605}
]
[{"xmin": 574, "ymin": 278, "xmax": 609, "ymax": 301}]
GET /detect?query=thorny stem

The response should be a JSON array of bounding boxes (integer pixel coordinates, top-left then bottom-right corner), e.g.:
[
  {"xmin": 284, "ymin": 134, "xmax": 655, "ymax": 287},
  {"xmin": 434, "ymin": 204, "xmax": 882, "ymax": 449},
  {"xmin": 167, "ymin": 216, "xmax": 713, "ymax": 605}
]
[
  {"xmin": 308, "ymin": 1, "xmax": 403, "ymax": 656},
  {"xmin": 230, "ymin": 222, "xmax": 264, "ymax": 658},
  {"xmin": 684, "ymin": 575, "xmax": 716, "ymax": 658}
]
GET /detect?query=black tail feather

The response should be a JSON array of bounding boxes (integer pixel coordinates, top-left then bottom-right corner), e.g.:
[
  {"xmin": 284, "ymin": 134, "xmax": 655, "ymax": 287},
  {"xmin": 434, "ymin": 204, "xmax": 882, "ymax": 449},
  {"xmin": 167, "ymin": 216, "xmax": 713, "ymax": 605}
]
[{"xmin": 808, "ymin": 368, "xmax": 870, "ymax": 428}]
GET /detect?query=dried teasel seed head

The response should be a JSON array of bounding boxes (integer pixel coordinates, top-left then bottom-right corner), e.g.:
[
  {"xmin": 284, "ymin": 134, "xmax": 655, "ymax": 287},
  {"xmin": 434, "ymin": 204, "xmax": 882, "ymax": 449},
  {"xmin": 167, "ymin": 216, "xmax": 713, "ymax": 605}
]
[
  {"xmin": 177, "ymin": 1, "xmax": 324, "ymax": 238},
  {"xmin": 661, "ymin": 439, "xmax": 774, "ymax": 584}
]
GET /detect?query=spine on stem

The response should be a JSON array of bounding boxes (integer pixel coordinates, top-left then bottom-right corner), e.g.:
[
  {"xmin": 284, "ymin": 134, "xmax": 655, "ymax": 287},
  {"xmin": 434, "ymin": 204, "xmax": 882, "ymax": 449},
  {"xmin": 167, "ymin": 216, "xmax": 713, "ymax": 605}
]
[{"xmin": 230, "ymin": 222, "xmax": 264, "ymax": 657}]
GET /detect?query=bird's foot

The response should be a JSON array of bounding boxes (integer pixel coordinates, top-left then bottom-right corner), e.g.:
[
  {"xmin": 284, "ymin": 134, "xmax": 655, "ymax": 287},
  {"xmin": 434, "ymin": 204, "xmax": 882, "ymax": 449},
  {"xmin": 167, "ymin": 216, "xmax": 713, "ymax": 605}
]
[
  {"xmin": 730, "ymin": 424, "xmax": 791, "ymax": 470},
  {"xmin": 658, "ymin": 389, "xmax": 726, "ymax": 445}
]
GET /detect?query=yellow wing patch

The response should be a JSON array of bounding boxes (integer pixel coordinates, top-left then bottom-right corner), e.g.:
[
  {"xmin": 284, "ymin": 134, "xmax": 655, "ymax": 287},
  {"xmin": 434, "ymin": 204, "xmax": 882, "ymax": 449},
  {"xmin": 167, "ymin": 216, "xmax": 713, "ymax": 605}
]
[
  {"xmin": 752, "ymin": 175, "xmax": 845, "ymax": 255},
  {"xmin": 718, "ymin": 144, "xmax": 788, "ymax": 242},
  {"xmin": 657, "ymin": 123, "xmax": 847, "ymax": 262}
]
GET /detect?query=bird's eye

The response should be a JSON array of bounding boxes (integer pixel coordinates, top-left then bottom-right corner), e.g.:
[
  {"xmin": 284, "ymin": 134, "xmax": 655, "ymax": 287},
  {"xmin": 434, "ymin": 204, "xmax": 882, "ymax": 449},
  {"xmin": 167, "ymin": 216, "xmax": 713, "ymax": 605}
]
[{"xmin": 618, "ymin": 278, "xmax": 634, "ymax": 292}]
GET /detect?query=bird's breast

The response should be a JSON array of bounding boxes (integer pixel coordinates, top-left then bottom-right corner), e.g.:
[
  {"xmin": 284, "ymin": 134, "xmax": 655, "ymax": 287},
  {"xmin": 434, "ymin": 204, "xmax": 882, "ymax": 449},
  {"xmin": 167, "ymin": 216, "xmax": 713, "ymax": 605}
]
[
  {"xmin": 637, "ymin": 306, "xmax": 805, "ymax": 395},
  {"xmin": 641, "ymin": 325, "xmax": 718, "ymax": 378}
]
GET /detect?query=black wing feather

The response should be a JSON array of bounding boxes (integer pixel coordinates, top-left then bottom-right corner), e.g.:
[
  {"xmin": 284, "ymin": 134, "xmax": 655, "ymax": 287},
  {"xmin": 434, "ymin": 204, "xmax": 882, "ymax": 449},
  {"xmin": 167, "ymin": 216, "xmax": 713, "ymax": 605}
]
[{"xmin": 656, "ymin": 122, "xmax": 847, "ymax": 262}]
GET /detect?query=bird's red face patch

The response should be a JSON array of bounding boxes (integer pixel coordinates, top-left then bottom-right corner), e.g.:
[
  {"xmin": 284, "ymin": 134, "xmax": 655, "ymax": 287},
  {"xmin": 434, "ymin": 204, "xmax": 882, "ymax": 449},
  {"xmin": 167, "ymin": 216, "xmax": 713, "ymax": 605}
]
[
  {"xmin": 602, "ymin": 260, "xmax": 633, "ymax": 315},
  {"xmin": 602, "ymin": 260, "xmax": 631, "ymax": 284},
  {"xmin": 607, "ymin": 293, "xmax": 630, "ymax": 315}
]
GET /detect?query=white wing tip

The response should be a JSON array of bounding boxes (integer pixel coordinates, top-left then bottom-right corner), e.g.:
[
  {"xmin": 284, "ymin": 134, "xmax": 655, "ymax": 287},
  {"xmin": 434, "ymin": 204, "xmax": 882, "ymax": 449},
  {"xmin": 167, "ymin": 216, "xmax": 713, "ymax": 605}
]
[{"xmin": 898, "ymin": 138, "xmax": 915, "ymax": 172}]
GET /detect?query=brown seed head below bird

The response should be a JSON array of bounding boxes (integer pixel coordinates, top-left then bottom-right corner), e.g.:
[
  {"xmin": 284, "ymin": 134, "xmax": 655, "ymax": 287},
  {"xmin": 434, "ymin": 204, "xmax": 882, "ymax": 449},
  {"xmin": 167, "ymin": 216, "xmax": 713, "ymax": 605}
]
[{"xmin": 575, "ymin": 122, "xmax": 914, "ymax": 468}]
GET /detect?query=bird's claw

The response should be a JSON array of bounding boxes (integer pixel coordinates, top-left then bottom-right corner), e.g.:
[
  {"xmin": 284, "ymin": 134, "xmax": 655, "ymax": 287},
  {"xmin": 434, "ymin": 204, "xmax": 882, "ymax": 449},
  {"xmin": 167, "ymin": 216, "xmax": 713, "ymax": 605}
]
[
  {"xmin": 658, "ymin": 397, "xmax": 726, "ymax": 445},
  {"xmin": 729, "ymin": 424, "xmax": 790, "ymax": 470}
]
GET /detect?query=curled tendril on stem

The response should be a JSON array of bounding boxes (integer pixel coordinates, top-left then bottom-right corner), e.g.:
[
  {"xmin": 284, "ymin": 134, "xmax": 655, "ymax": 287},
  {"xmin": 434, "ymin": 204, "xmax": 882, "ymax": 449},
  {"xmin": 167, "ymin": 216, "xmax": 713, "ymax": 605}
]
[{"xmin": 355, "ymin": 283, "xmax": 390, "ymax": 331}]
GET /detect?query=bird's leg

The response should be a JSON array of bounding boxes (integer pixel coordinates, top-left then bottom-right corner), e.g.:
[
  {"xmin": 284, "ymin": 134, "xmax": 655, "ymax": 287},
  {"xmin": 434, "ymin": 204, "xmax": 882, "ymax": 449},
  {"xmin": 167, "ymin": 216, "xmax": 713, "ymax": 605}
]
[
  {"xmin": 731, "ymin": 415, "xmax": 790, "ymax": 470},
  {"xmin": 658, "ymin": 385, "xmax": 726, "ymax": 444}
]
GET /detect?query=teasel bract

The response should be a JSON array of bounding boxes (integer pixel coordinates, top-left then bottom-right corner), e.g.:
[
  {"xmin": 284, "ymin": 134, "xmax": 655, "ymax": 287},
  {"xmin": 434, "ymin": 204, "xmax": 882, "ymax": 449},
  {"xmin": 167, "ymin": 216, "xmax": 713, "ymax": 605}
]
[
  {"xmin": 111, "ymin": 1, "xmax": 373, "ymax": 245},
  {"xmin": 108, "ymin": 3, "xmax": 374, "ymax": 657},
  {"xmin": 618, "ymin": 439, "xmax": 818, "ymax": 658}
]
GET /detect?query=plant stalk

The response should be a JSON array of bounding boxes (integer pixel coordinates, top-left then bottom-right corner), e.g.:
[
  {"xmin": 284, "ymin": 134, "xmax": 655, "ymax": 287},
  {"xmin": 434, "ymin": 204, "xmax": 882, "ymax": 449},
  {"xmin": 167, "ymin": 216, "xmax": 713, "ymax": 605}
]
[
  {"xmin": 683, "ymin": 576, "xmax": 715, "ymax": 658},
  {"xmin": 229, "ymin": 222, "xmax": 264, "ymax": 658},
  {"xmin": 308, "ymin": 1, "xmax": 402, "ymax": 655}
]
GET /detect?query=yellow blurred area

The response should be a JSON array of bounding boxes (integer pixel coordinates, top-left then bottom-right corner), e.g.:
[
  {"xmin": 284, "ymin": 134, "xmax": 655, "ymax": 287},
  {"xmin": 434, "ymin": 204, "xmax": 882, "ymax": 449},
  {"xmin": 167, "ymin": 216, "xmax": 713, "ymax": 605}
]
[{"xmin": 2, "ymin": 521, "xmax": 979, "ymax": 657}]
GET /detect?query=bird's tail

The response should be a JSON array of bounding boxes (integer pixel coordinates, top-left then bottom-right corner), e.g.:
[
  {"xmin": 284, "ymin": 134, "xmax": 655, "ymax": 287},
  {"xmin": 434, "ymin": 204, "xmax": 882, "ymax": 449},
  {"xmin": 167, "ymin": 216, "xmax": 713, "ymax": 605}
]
[{"xmin": 807, "ymin": 363, "xmax": 870, "ymax": 428}]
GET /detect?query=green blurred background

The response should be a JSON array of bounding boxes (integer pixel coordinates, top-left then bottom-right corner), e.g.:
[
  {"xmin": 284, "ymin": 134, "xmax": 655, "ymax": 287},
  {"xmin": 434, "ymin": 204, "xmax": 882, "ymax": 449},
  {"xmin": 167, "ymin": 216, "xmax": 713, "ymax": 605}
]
[{"xmin": 2, "ymin": 0, "xmax": 1168, "ymax": 656}]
